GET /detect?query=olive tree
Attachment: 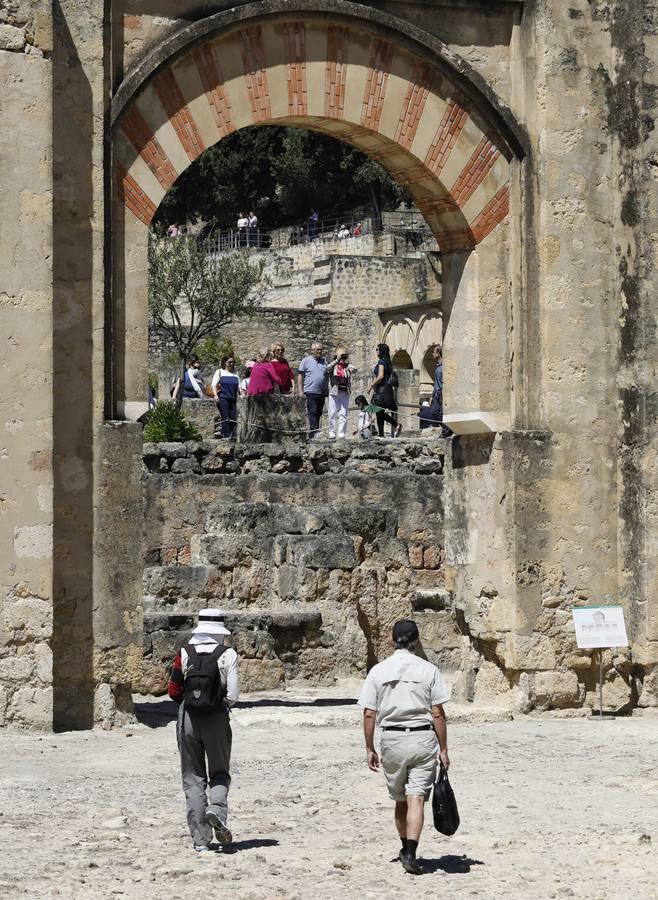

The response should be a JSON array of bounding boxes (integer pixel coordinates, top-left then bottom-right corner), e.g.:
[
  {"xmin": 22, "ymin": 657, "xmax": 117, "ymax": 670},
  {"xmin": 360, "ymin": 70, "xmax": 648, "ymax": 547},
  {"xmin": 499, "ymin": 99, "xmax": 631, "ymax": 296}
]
[{"xmin": 148, "ymin": 233, "xmax": 267, "ymax": 385}]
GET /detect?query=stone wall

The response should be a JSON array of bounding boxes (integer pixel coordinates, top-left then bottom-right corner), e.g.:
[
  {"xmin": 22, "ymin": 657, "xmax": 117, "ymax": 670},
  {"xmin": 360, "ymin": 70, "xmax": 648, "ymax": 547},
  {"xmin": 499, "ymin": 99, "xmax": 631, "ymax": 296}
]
[
  {"xmin": 3, "ymin": 0, "xmax": 658, "ymax": 729},
  {"xmin": 0, "ymin": 12, "xmax": 54, "ymax": 729},
  {"xmin": 141, "ymin": 435, "xmax": 658, "ymax": 713},
  {"xmin": 149, "ymin": 307, "xmax": 380, "ymax": 400},
  {"xmin": 141, "ymin": 437, "xmax": 452, "ymax": 694},
  {"xmin": 204, "ymin": 232, "xmax": 441, "ymax": 312},
  {"xmin": 323, "ymin": 255, "xmax": 437, "ymax": 312}
]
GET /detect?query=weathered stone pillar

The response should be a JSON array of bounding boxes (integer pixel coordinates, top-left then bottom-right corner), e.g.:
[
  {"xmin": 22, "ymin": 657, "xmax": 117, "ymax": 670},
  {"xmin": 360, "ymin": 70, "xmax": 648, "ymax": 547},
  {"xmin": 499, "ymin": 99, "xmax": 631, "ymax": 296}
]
[
  {"xmin": 49, "ymin": 0, "xmax": 109, "ymax": 729},
  {"xmin": 181, "ymin": 398, "xmax": 219, "ymax": 440},
  {"xmin": 0, "ymin": 5, "xmax": 54, "ymax": 728},
  {"xmin": 93, "ymin": 423, "xmax": 144, "ymax": 726}
]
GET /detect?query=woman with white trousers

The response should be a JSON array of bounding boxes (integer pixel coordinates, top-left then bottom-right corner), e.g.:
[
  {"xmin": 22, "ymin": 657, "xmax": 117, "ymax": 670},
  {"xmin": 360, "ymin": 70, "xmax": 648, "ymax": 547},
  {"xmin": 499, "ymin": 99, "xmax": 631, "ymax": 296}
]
[{"xmin": 327, "ymin": 348, "xmax": 356, "ymax": 439}]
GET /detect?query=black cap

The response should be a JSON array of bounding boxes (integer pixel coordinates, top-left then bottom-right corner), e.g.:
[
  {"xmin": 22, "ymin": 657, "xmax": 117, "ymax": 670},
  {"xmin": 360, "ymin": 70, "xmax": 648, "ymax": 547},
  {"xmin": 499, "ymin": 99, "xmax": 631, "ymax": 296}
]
[{"xmin": 392, "ymin": 619, "xmax": 419, "ymax": 645}]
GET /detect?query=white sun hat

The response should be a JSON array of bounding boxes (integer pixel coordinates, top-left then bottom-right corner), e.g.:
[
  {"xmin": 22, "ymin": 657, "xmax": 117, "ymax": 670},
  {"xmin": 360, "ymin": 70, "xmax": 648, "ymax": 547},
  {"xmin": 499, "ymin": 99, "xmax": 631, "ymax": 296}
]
[{"xmin": 192, "ymin": 608, "xmax": 231, "ymax": 636}]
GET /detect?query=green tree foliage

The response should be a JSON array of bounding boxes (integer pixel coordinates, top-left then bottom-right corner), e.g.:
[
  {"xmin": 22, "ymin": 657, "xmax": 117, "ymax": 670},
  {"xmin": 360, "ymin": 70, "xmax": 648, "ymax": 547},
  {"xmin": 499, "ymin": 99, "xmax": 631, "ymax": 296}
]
[
  {"xmin": 194, "ymin": 336, "xmax": 240, "ymax": 369},
  {"xmin": 148, "ymin": 234, "xmax": 267, "ymax": 369},
  {"xmin": 143, "ymin": 401, "xmax": 201, "ymax": 443},
  {"xmin": 153, "ymin": 126, "xmax": 409, "ymax": 233}
]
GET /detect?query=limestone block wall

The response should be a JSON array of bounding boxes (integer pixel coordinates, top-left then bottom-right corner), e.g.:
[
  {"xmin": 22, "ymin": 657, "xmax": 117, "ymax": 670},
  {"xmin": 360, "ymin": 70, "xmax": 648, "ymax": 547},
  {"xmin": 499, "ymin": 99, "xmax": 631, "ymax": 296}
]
[
  {"xmin": 141, "ymin": 435, "xmax": 658, "ymax": 712},
  {"xmin": 203, "ymin": 232, "xmax": 441, "ymax": 313},
  {"xmin": 322, "ymin": 255, "xmax": 435, "ymax": 311},
  {"xmin": 141, "ymin": 438, "xmax": 453, "ymax": 693}
]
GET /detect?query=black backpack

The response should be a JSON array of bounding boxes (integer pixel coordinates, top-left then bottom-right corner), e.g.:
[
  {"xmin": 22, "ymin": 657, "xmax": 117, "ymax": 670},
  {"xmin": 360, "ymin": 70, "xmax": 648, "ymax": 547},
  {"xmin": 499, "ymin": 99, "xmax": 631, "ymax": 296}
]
[
  {"xmin": 183, "ymin": 643, "xmax": 228, "ymax": 713},
  {"xmin": 387, "ymin": 369, "xmax": 399, "ymax": 389}
]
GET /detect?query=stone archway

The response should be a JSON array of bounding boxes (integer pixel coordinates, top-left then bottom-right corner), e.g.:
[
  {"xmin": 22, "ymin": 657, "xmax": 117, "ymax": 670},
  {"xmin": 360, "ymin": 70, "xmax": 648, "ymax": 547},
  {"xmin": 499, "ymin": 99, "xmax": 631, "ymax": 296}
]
[{"xmin": 110, "ymin": 0, "xmax": 525, "ymax": 425}]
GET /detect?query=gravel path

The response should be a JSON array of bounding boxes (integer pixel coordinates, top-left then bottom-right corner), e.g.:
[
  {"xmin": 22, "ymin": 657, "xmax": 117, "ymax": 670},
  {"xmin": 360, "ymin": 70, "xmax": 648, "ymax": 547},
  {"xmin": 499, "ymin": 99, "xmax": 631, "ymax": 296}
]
[{"xmin": 1, "ymin": 692, "xmax": 657, "ymax": 899}]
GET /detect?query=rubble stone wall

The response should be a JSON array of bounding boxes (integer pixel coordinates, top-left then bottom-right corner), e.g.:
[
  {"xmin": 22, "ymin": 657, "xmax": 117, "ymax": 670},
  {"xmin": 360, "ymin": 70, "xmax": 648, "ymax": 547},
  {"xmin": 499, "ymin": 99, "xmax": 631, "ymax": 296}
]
[
  {"xmin": 142, "ymin": 436, "xmax": 658, "ymax": 712},
  {"xmin": 141, "ymin": 438, "xmax": 451, "ymax": 694}
]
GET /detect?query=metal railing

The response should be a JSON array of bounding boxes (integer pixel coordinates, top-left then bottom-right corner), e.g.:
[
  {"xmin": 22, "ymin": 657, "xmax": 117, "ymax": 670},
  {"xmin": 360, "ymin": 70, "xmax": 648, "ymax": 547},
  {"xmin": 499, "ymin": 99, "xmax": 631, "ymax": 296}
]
[{"xmin": 162, "ymin": 210, "xmax": 434, "ymax": 256}]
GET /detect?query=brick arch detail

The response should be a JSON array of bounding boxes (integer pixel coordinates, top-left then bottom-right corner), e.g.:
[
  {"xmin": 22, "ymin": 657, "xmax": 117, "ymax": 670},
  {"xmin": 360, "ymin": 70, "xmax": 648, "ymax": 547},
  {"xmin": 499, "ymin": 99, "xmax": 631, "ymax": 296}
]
[{"xmin": 114, "ymin": 16, "xmax": 515, "ymax": 251}]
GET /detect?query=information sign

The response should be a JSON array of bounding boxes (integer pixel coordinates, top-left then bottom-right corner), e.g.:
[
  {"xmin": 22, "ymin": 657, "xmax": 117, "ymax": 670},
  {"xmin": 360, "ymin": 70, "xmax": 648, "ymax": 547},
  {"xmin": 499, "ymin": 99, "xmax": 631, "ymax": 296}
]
[{"xmin": 572, "ymin": 605, "xmax": 628, "ymax": 650}]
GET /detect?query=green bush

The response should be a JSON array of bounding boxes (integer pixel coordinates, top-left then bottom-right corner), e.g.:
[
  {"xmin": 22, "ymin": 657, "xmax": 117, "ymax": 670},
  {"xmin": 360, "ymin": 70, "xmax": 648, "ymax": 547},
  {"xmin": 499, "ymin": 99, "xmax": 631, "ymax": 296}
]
[{"xmin": 143, "ymin": 401, "xmax": 201, "ymax": 443}]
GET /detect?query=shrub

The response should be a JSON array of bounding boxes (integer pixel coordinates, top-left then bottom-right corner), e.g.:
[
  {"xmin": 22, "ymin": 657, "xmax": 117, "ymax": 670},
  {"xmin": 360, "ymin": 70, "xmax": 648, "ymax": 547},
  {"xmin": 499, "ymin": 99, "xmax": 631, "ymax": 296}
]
[{"xmin": 143, "ymin": 401, "xmax": 201, "ymax": 443}]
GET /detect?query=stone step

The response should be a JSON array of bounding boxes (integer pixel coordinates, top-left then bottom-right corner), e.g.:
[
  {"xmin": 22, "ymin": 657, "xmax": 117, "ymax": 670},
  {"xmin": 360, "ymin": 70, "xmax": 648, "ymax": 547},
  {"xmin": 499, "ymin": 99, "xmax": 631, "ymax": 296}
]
[
  {"xmin": 411, "ymin": 588, "xmax": 452, "ymax": 612},
  {"xmin": 144, "ymin": 608, "xmax": 323, "ymax": 634}
]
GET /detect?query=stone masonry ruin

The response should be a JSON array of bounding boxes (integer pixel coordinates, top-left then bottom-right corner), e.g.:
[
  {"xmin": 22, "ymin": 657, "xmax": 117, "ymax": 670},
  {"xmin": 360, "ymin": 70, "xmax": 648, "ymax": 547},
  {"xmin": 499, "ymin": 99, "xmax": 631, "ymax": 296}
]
[
  {"xmin": 148, "ymin": 227, "xmax": 444, "ymax": 410},
  {"xmin": 1, "ymin": 0, "xmax": 657, "ymax": 729}
]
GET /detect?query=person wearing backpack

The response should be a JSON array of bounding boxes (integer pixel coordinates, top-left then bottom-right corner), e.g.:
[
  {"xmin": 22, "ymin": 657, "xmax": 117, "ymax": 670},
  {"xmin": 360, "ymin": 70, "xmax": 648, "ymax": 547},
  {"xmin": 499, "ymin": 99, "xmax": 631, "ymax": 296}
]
[{"xmin": 168, "ymin": 609, "xmax": 239, "ymax": 852}]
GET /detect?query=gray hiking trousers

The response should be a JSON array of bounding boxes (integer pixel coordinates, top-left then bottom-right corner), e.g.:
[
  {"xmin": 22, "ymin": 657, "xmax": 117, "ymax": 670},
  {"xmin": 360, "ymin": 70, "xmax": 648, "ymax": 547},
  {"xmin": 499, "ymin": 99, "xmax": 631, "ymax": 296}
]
[{"xmin": 176, "ymin": 703, "xmax": 232, "ymax": 846}]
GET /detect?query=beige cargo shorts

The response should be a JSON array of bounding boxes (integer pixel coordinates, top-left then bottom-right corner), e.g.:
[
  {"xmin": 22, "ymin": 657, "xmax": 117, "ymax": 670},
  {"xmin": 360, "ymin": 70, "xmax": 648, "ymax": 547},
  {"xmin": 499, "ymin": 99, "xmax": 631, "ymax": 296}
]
[{"xmin": 380, "ymin": 729, "xmax": 438, "ymax": 801}]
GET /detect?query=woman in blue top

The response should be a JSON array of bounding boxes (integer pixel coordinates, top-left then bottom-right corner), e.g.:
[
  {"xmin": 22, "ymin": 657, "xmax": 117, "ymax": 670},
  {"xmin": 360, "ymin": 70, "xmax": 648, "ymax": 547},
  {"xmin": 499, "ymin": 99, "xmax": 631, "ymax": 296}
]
[
  {"xmin": 211, "ymin": 355, "xmax": 240, "ymax": 438},
  {"xmin": 181, "ymin": 356, "xmax": 205, "ymax": 399},
  {"xmin": 367, "ymin": 343, "xmax": 401, "ymax": 438}
]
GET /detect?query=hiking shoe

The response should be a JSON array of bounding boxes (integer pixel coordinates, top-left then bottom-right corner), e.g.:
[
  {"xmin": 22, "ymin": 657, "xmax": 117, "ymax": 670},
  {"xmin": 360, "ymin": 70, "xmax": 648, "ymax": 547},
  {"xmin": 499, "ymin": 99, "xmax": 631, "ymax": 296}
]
[
  {"xmin": 399, "ymin": 849, "xmax": 422, "ymax": 875},
  {"xmin": 205, "ymin": 810, "xmax": 232, "ymax": 845}
]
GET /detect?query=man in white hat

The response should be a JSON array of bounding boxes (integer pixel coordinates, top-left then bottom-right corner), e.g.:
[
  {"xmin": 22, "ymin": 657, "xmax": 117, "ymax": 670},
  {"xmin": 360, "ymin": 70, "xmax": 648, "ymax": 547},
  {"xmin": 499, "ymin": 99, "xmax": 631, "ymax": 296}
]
[{"xmin": 168, "ymin": 609, "xmax": 239, "ymax": 852}]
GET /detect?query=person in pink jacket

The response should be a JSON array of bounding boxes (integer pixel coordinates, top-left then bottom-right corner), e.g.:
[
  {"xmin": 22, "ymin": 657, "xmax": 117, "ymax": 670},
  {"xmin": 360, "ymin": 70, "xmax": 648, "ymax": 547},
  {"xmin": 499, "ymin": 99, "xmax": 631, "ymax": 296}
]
[{"xmin": 246, "ymin": 349, "xmax": 282, "ymax": 396}]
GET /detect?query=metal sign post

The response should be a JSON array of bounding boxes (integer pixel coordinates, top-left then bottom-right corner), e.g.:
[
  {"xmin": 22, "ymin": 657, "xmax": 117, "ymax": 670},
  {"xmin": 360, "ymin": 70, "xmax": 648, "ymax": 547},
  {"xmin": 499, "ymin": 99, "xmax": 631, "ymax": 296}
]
[{"xmin": 571, "ymin": 606, "xmax": 628, "ymax": 718}]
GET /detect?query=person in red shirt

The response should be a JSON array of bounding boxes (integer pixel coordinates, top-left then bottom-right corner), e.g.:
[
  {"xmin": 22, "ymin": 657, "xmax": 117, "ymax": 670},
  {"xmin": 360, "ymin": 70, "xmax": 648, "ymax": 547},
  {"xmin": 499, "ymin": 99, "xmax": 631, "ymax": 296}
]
[
  {"xmin": 246, "ymin": 348, "xmax": 282, "ymax": 395},
  {"xmin": 270, "ymin": 343, "xmax": 295, "ymax": 394}
]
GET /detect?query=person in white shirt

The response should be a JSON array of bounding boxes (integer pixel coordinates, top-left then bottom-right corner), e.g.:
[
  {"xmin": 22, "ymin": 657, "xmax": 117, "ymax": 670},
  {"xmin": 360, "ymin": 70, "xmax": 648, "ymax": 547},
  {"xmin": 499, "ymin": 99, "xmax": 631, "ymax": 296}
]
[
  {"xmin": 358, "ymin": 619, "xmax": 450, "ymax": 875},
  {"xmin": 168, "ymin": 609, "xmax": 240, "ymax": 852},
  {"xmin": 237, "ymin": 212, "xmax": 248, "ymax": 248}
]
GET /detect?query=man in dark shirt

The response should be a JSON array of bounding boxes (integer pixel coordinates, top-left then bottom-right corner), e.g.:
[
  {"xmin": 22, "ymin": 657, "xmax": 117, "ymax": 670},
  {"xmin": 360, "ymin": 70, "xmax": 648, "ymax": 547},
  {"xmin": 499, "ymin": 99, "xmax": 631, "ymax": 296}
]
[{"xmin": 429, "ymin": 344, "xmax": 452, "ymax": 436}]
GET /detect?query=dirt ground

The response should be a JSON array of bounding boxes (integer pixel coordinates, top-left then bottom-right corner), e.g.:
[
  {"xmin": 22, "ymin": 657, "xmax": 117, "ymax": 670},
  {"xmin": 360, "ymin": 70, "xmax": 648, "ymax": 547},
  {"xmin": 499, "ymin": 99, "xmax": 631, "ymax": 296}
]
[{"xmin": 1, "ymin": 689, "xmax": 657, "ymax": 900}]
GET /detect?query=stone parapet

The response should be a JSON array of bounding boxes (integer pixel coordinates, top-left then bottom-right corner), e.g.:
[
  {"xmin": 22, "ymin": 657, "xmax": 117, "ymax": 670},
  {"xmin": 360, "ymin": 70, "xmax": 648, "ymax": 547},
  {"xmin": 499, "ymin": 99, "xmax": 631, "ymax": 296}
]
[{"xmin": 142, "ymin": 436, "xmax": 447, "ymax": 475}]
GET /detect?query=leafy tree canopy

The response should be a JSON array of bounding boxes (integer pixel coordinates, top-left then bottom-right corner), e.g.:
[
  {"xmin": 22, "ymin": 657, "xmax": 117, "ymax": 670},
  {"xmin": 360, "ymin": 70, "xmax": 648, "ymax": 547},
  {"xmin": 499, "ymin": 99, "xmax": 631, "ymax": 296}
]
[
  {"xmin": 153, "ymin": 126, "xmax": 410, "ymax": 234},
  {"xmin": 148, "ymin": 234, "xmax": 267, "ymax": 367}
]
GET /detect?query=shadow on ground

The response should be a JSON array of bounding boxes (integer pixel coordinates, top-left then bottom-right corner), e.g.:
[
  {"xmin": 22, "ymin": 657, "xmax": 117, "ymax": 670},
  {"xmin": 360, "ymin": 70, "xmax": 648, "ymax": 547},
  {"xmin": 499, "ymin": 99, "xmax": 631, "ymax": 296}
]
[
  {"xmin": 221, "ymin": 839, "xmax": 280, "ymax": 854},
  {"xmin": 421, "ymin": 855, "xmax": 485, "ymax": 874},
  {"xmin": 133, "ymin": 697, "xmax": 358, "ymax": 728}
]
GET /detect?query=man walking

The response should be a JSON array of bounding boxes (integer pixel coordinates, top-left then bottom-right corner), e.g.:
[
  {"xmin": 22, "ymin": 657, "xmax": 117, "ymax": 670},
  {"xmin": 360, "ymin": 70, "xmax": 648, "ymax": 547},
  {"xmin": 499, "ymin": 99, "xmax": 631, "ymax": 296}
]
[
  {"xmin": 358, "ymin": 619, "xmax": 450, "ymax": 875},
  {"xmin": 297, "ymin": 342, "xmax": 328, "ymax": 439},
  {"xmin": 168, "ymin": 609, "xmax": 239, "ymax": 852}
]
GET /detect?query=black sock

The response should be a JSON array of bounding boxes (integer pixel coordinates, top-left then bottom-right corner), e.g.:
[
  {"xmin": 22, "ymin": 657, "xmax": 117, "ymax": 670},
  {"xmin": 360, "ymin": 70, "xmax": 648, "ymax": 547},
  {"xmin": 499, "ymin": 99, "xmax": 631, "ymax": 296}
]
[
  {"xmin": 407, "ymin": 839, "xmax": 419, "ymax": 858},
  {"xmin": 400, "ymin": 837, "xmax": 408, "ymax": 852}
]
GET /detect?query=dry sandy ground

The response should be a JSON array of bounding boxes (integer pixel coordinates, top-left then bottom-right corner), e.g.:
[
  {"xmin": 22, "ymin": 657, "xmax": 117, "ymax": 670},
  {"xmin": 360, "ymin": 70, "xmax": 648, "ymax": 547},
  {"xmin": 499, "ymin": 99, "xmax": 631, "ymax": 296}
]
[{"xmin": 1, "ymin": 690, "xmax": 657, "ymax": 900}]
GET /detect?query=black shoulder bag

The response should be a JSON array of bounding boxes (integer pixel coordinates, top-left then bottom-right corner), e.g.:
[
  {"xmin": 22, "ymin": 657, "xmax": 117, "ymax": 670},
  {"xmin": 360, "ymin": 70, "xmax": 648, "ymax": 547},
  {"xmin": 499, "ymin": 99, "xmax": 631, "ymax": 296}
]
[{"xmin": 432, "ymin": 763, "xmax": 460, "ymax": 835}]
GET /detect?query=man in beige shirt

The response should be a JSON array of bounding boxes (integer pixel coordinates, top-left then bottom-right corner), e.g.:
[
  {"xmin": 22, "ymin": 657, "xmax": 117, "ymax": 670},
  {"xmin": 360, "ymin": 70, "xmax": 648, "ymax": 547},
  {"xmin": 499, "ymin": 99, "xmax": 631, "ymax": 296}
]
[{"xmin": 358, "ymin": 619, "xmax": 450, "ymax": 874}]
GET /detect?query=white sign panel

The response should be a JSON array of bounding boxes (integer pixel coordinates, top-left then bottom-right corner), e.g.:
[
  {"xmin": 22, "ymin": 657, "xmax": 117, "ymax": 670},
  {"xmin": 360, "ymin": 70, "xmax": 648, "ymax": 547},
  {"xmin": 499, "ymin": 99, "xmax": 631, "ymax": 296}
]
[{"xmin": 572, "ymin": 606, "xmax": 628, "ymax": 649}]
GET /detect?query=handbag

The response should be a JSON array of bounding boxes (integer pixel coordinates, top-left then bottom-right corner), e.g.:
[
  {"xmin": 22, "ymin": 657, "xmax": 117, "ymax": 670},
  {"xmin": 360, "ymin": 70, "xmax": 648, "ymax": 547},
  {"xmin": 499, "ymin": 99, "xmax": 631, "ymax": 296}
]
[{"xmin": 432, "ymin": 763, "xmax": 459, "ymax": 835}]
